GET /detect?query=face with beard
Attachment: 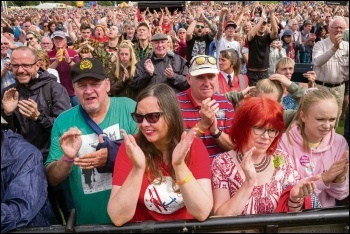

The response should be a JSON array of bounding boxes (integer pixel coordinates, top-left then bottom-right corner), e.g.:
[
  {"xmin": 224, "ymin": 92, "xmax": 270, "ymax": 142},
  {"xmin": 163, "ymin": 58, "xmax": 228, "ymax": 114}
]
[{"xmin": 194, "ymin": 22, "xmax": 205, "ymax": 37}]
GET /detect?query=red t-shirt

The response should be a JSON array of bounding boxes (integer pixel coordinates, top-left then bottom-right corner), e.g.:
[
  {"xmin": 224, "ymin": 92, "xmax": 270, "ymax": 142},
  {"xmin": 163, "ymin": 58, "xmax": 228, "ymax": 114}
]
[{"xmin": 112, "ymin": 137, "xmax": 211, "ymax": 222}]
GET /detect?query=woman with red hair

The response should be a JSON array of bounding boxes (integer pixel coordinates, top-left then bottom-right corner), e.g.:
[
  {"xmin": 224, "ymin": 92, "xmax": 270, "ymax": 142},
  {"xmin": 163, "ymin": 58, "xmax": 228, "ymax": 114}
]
[{"xmin": 211, "ymin": 97, "xmax": 321, "ymax": 216}]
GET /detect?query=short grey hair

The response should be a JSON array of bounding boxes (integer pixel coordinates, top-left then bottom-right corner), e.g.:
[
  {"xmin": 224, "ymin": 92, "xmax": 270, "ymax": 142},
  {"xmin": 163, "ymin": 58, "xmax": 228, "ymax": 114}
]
[{"xmin": 329, "ymin": 16, "xmax": 346, "ymax": 28}]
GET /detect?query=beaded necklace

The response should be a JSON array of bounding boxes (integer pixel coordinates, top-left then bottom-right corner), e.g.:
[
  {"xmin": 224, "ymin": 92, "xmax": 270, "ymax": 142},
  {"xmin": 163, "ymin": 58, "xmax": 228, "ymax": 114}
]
[{"xmin": 236, "ymin": 152, "xmax": 271, "ymax": 173}]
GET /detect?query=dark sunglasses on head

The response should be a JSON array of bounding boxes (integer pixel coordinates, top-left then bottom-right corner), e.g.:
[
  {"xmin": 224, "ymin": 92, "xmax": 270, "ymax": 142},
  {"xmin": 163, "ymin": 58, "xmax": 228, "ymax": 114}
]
[
  {"xmin": 131, "ymin": 112, "xmax": 163, "ymax": 124},
  {"xmin": 195, "ymin": 25, "xmax": 204, "ymax": 29},
  {"xmin": 190, "ymin": 56, "xmax": 217, "ymax": 68}
]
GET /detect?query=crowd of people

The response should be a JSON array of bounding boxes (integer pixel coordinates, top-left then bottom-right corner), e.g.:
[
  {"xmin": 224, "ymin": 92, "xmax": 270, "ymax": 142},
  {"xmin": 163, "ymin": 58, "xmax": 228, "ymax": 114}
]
[{"xmin": 1, "ymin": 1, "xmax": 349, "ymax": 232}]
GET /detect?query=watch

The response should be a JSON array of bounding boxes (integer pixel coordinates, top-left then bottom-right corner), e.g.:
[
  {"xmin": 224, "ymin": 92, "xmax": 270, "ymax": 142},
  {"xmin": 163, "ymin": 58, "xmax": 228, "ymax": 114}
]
[
  {"xmin": 36, "ymin": 114, "xmax": 44, "ymax": 122},
  {"xmin": 211, "ymin": 129, "xmax": 222, "ymax": 139}
]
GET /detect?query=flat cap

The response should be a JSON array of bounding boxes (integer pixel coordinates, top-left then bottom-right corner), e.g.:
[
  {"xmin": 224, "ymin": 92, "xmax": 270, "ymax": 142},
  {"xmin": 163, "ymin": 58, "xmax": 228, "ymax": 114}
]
[{"xmin": 151, "ymin": 33, "xmax": 168, "ymax": 41}]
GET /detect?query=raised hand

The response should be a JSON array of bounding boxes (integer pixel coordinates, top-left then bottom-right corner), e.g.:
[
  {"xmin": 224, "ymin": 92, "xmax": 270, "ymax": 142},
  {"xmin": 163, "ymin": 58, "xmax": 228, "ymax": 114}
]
[
  {"xmin": 164, "ymin": 64, "xmax": 174, "ymax": 78},
  {"xmin": 172, "ymin": 128, "xmax": 198, "ymax": 167},
  {"xmin": 144, "ymin": 58, "xmax": 155, "ymax": 76},
  {"xmin": 120, "ymin": 129, "xmax": 146, "ymax": 171},
  {"xmin": 290, "ymin": 174, "xmax": 320, "ymax": 200},
  {"xmin": 240, "ymin": 146, "xmax": 258, "ymax": 184},
  {"xmin": 322, "ymin": 150, "xmax": 349, "ymax": 183},
  {"xmin": 59, "ymin": 127, "xmax": 82, "ymax": 160},
  {"xmin": 2, "ymin": 88, "xmax": 19, "ymax": 115},
  {"xmin": 17, "ymin": 98, "xmax": 40, "ymax": 120},
  {"xmin": 199, "ymin": 98, "xmax": 219, "ymax": 129}
]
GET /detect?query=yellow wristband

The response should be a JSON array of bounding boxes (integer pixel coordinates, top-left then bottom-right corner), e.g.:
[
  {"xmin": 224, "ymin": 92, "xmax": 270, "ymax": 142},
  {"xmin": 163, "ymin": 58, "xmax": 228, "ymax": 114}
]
[
  {"xmin": 176, "ymin": 173, "xmax": 193, "ymax": 185},
  {"xmin": 195, "ymin": 123, "xmax": 205, "ymax": 134}
]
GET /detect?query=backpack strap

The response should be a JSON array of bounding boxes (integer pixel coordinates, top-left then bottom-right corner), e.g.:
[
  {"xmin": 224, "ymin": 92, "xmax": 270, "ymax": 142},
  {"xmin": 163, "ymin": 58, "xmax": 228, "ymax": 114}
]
[{"xmin": 42, "ymin": 81, "xmax": 53, "ymax": 112}]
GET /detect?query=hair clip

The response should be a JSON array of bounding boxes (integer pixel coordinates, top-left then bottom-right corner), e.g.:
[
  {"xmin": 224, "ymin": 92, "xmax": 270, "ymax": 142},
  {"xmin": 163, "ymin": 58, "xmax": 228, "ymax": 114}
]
[{"xmin": 304, "ymin": 87, "xmax": 318, "ymax": 95}]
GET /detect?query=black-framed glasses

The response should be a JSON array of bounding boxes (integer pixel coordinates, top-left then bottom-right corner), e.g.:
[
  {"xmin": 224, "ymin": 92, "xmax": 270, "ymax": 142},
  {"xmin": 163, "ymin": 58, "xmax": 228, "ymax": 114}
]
[
  {"xmin": 131, "ymin": 112, "xmax": 163, "ymax": 124},
  {"xmin": 9, "ymin": 61, "xmax": 37, "ymax": 70},
  {"xmin": 252, "ymin": 126, "xmax": 279, "ymax": 138},
  {"xmin": 189, "ymin": 56, "xmax": 217, "ymax": 68},
  {"xmin": 195, "ymin": 25, "xmax": 204, "ymax": 29}
]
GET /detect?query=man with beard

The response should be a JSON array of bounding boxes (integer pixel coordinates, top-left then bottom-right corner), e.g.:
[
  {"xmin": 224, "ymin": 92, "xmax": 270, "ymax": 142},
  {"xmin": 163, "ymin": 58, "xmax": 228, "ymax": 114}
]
[
  {"xmin": 186, "ymin": 7, "xmax": 218, "ymax": 66},
  {"xmin": 246, "ymin": 4, "xmax": 278, "ymax": 86}
]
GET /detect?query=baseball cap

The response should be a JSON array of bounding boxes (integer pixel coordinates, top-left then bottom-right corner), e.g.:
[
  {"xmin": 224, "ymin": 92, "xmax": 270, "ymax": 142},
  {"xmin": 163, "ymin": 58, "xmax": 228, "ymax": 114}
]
[
  {"xmin": 225, "ymin": 21, "xmax": 237, "ymax": 30},
  {"xmin": 52, "ymin": 30, "xmax": 66, "ymax": 39},
  {"xmin": 71, "ymin": 58, "xmax": 106, "ymax": 83},
  {"xmin": 282, "ymin": 29, "xmax": 293, "ymax": 37},
  {"xmin": 189, "ymin": 55, "xmax": 218, "ymax": 76},
  {"xmin": 303, "ymin": 20, "xmax": 312, "ymax": 26},
  {"xmin": 151, "ymin": 33, "xmax": 168, "ymax": 41}
]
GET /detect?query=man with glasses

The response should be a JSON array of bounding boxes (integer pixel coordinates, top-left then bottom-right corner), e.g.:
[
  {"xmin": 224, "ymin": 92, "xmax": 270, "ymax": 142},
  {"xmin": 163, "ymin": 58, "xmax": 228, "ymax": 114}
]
[
  {"xmin": 133, "ymin": 33, "xmax": 189, "ymax": 93},
  {"xmin": 185, "ymin": 7, "xmax": 217, "ymax": 66},
  {"xmin": 45, "ymin": 58, "xmax": 138, "ymax": 225},
  {"xmin": 177, "ymin": 55, "xmax": 234, "ymax": 161},
  {"xmin": 1, "ymin": 46, "xmax": 71, "ymax": 224},
  {"xmin": 313, "ymin": 16, "xmax": 349, "ymax": 127}
]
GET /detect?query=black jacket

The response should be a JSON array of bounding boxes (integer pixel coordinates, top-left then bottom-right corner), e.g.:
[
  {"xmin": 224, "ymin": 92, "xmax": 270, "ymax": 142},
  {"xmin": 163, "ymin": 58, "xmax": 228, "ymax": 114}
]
[
  {"xmin": 1, "ymin": 71, "xmax": 71, "ymax": 161},
  {"xmin": 133, "ymin": 50, "xmax": 189, "ymax": 93}
]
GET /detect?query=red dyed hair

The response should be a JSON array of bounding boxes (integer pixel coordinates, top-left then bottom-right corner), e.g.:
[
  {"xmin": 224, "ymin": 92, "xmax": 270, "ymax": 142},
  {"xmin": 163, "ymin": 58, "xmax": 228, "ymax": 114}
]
[{"xmin": 229, "ymin": 97, "xmax": 285, "ymax": 155}]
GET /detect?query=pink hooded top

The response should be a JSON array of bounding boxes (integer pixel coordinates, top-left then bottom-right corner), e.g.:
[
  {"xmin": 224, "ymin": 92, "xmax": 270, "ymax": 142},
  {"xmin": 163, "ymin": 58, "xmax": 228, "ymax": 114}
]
[{"xmin": 278, "ymin": 123, "xmax": 349, "ymax": 208}]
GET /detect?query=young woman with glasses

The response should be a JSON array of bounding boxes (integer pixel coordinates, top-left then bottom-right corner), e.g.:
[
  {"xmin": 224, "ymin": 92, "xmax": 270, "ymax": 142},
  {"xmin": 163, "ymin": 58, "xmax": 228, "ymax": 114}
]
[
  {"xmin": 108, "ymin": 83, "xmax": 213, "ymax": 226},
  {"xmin": 211, "ymin": 96, "xmax": 321, "ymax": 216},
  {"xmin": 25, "ymin": 31, "xmax": 42, "ymax": 51}
]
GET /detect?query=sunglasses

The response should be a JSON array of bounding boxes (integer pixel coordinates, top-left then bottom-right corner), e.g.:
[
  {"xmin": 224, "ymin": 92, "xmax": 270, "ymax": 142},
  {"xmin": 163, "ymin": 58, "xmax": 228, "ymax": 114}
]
[
  {"xmin": 131, "ymin": 112, "xmax": 163, "ymax": 124},
  {"xmin": 190, "ymin": 56, "xmax": 217, "ymax": 68},
  {"xmin": 26, "ymin": 37, "xmax": 34, "ymax": 41},
  {"xmin": 195, "ymin": 25, "xmax": 204, "ymax": 29}
]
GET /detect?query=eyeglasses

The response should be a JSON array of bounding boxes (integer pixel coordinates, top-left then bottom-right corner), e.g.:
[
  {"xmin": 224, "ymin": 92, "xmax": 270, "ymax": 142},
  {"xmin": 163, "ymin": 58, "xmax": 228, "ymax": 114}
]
[
  {"xmin": 9, "ymin": 61, "xmax": 37, "ymax": 70},
  {"xmin": 26, "ymin": 37, "xmax": 34, "ymax": 41},
  {"xmin": 195, "ymin": 25, "xmax": 204, "ymax": 29},
  {"xmin": 131, "ymin": 112, "xmax": 163, "ymax": 124},
  {"xmin": 1, "ymin": 43, "xmax": 9, "ymax": 45},
  {"xmin": 43, "ymin": 25, "xmax": 48, "ymax": 27},
  {"xmin": 189, "ymin": 56, "xmax": 217, "ymax": 68},
  {"xmin": 252, "ymin": 126, "xmax": 279, "ymax": 138},
  {"xmin": 330, "ymin": 26, "xmax": 345, "ymax": 30}
]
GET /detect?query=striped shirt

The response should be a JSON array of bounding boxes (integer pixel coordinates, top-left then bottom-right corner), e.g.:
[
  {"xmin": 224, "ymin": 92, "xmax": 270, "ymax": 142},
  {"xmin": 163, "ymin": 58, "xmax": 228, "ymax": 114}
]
[{"xmin": 177, "ymin": 89, "xmax": 235, "ymax": 158}]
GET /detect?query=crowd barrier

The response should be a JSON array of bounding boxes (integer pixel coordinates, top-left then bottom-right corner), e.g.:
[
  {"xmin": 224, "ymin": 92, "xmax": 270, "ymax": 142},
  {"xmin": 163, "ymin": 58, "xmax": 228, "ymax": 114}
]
[{"xmin": 10, "ymin": 206, "xmax": 349, "ymax": 233}]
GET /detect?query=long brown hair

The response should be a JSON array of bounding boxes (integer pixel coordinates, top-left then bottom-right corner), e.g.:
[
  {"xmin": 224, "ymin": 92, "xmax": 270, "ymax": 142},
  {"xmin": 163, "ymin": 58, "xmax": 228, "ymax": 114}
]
[{"xmin": 135, "ymin": 84, "xmax": 185, "ymax": 192}]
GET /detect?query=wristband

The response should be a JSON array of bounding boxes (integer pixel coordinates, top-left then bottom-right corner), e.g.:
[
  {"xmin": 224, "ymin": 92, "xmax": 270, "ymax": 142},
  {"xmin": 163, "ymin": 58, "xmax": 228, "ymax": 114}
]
[
  {"xmin": 176, "ymin": 173, "xmax": 193, "ymax": 185},
  {"xmin": 289, "ymin": 197, "xmax": 303, "ymax": 204},
  {"xmin": 63, "ymin": 155, "xmax": 74, "ymax": 163},
  {"xmin": 195, "ymin": 123, "xmax": 205, "ymax": 134},
  {"xmin": 211, "ymin": 128, "xmax": 222, "ymax": 139}
]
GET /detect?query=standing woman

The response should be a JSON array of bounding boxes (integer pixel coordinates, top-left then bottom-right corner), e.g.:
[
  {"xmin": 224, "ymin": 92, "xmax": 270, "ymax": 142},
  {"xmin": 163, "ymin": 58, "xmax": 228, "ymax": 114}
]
[
  {"xmin": 110, "ymin": 40, "xmax": 138, "ymax": 100},
  {"xmin": 217, "ymin": 48, "xmax": 249, "ymax": 94},
  {"xmin": 25, "ymin": 31, "xmax": 42, "ymax": 51},
  {"xmin": 36, "ymin": 50, "xmax": 60, "ymax": 83},
  {"xmin": 212, "ymin": 97, "xmax": 321, "ymax": 216},
  {"xmin": 278, "ymin": 89, "xmax": 349, "ymax": 208},
  {"xmin": 108, "ymin": 84, "xmax": 213, "ymax": 226}
]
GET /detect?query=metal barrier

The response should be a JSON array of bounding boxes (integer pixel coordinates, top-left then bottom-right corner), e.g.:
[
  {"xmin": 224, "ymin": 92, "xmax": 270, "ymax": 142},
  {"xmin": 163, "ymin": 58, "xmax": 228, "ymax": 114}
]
[{"xmin": 10, "ymin": 206, "xmax": 349, "ymax": 233}]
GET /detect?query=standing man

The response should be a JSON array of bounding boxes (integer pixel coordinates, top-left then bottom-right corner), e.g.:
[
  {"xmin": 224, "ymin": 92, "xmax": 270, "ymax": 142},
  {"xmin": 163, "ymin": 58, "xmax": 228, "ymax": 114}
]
[
  {"xmin": 1, "ymin": 46, "xmax": 71, "ymax": 224},
  {"xmin": 177, "ymin": 55, "xmax": 234, "ymax": 160},
  {"xmin": 186, "ymin": 7, "xmax": 218, "ymax": 66},
  {"xmin": 133, "ymin": 33, "xmax": 189, "ymax": 93},
  {"xmin": 246, "ymin": 4, "xmax": 278, "ymax": 86},
  {"xmin": 133, "ymin": 22, "xmax": 153, "ymax": 62},
  {"xmin": 45, "ymin": 58, "xmax": 138, "ymax": 225},
  {"xmin": 313, "ymin": 16, "xmax": 349, "ymax": 126},
  {"xmin": 48, "ymin": 30, "xmax": 80, "ymax": 106}
]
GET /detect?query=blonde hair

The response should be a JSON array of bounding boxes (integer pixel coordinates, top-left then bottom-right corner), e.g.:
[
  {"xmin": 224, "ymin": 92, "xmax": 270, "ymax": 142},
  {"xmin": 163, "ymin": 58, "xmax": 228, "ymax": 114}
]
[
  {"xmin": 275, "ymin": 57, "xmax": 295, "ymax": 73},
  {"xmin": 256, "ymin": 78, "xmax": 284, "ymax": 103},
  {"xmin": 114, "ymin": 40, "xmax": 136, "ymax": 78},
  {"xmin": 36, "ymin": 50, "xmax": 50, "ymax": 69},
  {"xmin": 286, "ymin": 89, "xmax": 337, "ymax": 152}
]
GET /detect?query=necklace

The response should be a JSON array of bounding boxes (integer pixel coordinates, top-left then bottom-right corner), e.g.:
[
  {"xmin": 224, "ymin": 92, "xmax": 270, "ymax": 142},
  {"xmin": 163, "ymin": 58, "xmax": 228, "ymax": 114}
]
[{"xmin": 236, "ymin": 152, "xmax": 271, "ymax": 173}]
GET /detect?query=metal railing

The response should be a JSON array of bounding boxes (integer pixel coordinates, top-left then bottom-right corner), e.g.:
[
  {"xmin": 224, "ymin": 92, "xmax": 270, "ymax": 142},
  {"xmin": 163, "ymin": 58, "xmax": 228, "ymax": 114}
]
[{"xmin": 10, "ymin": 206, "xmax": 349, "ymax": 233}]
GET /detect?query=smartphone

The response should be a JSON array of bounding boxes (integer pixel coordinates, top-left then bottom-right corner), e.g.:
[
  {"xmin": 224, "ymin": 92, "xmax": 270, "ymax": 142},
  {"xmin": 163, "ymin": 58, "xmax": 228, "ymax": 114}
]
[{"xmin": 291, "ymin": 63, "xmax": 314, "ymax": 83}]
